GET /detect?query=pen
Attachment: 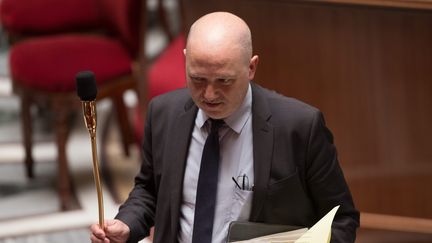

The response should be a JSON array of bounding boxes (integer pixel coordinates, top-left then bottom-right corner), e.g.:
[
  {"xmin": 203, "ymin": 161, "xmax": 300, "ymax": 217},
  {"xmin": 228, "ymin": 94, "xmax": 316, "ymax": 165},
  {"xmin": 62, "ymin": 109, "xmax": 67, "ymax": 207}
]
[
  {"xmin": 232, "ymin": 177, "xmax": 241, "ymax": 189},
  {"xmin": 242, "ymin": 174, "xmax": 245, "ymax": 190}
]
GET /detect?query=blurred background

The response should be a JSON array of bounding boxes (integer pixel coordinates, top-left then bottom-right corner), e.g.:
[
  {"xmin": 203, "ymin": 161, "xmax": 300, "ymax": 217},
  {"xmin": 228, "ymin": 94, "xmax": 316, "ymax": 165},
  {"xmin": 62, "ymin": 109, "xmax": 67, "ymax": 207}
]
[{"xmin": 0, "ymin": 0, "xmax": 431, "ymax": 242}]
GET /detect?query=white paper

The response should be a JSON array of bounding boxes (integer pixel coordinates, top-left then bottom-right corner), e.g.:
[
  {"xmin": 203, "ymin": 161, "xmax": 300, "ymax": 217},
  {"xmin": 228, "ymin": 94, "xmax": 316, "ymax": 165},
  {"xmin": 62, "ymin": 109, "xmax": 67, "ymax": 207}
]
[{"xmin": 232, "ymin": 205, "xmax": 340, "ymax": 243}]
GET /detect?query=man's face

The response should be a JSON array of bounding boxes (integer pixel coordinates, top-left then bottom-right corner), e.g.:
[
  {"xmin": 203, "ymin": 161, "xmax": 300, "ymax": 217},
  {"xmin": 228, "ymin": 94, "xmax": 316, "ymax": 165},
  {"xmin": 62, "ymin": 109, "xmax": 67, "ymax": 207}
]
[{"xmin": 185, "ymin": 46, "xmax": 258, "ymax": 119}]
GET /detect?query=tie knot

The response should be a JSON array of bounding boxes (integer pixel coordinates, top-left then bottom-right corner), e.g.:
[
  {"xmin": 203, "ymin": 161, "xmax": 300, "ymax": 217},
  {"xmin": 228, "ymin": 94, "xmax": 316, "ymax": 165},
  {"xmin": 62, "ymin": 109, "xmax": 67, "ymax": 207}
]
[{"xmin": 209, "ymin": 119, "xmax": 224, "ymax": 133}]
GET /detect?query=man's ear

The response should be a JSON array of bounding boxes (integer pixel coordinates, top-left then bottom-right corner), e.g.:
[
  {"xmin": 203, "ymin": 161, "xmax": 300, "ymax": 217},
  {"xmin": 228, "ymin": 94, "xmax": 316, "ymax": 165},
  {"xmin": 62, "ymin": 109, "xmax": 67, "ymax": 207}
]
[
  {"xmin": 183, "ymin": 48, "xmax": 186, "ymax": 56},
  {"xmin": 248, "ymin": 55, "xmax": 259, "ymax": 80}
]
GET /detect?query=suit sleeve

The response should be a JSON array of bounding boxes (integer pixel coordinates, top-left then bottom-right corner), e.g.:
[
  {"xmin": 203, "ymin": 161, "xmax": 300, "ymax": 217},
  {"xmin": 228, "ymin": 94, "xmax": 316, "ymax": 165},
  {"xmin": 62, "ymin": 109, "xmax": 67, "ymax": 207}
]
[
  {"xmin": 115, "ymin": 101, "xmax": 156, "ymax": 243},
  {"xmin": 305, "ymin": 111, "xmax": 360, "ymax": 243}
]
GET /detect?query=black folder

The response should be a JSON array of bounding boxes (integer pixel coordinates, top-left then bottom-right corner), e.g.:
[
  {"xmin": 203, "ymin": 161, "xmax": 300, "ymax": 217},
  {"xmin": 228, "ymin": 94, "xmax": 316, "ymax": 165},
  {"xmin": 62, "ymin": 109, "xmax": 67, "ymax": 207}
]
[{"xmin": 227, "ymin": 221, "xmax": 303, "ymax": 242}]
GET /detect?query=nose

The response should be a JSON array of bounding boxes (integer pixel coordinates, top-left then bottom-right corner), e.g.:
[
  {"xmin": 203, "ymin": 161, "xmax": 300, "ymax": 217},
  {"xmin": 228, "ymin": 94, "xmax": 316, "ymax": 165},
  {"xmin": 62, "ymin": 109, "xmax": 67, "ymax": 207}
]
[{"xmin": 203, "ymin": 83, "xmax": 218, "ymax": 101}]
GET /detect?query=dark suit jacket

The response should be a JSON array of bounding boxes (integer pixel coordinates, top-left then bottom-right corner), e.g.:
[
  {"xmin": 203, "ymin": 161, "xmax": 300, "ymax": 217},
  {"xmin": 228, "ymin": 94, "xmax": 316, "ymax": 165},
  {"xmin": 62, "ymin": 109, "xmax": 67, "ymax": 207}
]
[{"xmin": 116, "ymin": 83, "xmax": 360, "ymax": 243}]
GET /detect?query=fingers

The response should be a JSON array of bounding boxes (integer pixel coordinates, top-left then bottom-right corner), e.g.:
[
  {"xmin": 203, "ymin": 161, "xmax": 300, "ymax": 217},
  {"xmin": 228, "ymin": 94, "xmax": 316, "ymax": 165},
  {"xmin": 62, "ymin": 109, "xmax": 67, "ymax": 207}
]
[
  {"xmin": 105, "ymin": 220, "xmax": 130, "ymax": 243},
  {"xmin": 90, "ymin": 223, "xmax": 107, "ymax": 243},
  {"xmin": 90, "ymin": 233, "xmax": 110, "ymax": 243},
  {"xmin": 104, "ymin": 220, "xmax": 121, "ymax": 238},
  {"xmin": 91, "ymin": 220, "xmax": 129, "ymax": 243},
  {"xmin": 91, "ymin": 223, "xmax": 106, "ymax": 236}
]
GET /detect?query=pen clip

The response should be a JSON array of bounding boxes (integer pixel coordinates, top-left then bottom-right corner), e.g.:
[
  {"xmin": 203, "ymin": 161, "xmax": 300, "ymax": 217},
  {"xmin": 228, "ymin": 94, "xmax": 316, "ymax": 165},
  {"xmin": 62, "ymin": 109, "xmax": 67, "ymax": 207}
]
[{"xmin": 242, "ymin": 174, "xmax": 246, "ymax": 190}]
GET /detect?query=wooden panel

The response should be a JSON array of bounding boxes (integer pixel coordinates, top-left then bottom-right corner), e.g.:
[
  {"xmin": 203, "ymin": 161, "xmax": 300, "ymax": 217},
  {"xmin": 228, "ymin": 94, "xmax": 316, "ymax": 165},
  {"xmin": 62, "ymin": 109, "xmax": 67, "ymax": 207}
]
[
  {"xmin": 361, "ymin": 212, "xmax": 432, "ymax": 234},
  {"xmin": 183, "ymin": 0, "xmax": 432, "ymax": 219},
  {"xmin": 309, "ymin": 0, "xmax": 432, "ymax": 10},
  {"xmin": 357, "ymin": 228, "xmax": 432, "ymax": 242}
]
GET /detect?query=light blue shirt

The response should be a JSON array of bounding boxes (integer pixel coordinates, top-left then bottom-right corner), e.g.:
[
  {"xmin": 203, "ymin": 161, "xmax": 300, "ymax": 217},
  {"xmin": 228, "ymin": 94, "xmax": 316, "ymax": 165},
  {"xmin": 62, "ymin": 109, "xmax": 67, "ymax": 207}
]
[{"xmin": 178, "ymin": 84, "xmax": 254, "ymax": 243}]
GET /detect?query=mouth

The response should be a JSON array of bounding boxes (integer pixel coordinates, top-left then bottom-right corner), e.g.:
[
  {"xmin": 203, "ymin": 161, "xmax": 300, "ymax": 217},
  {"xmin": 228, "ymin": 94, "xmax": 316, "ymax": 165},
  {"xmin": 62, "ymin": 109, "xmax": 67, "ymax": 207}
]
[{"xmin": 202, "ymin": 101, "xmax": 222, "ymax": 109}]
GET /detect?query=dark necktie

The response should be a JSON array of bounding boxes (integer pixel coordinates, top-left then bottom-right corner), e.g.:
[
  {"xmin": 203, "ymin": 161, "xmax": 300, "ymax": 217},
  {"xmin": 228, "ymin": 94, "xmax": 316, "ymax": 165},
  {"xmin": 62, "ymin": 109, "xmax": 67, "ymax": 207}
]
[{"xmin": 192, "ymin": 119, "xmax": 224, "ymax": 243}]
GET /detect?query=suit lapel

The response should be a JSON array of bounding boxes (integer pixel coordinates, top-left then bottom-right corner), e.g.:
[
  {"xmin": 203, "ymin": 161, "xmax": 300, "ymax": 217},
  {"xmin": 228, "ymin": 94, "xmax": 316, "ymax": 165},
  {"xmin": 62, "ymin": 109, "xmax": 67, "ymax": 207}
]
[
  {"xmin": 167, "ymin": 98, "xmax": 198, "ymax": 239},
  {"xmin": 250, "ymin": 83, "xmax": 274, "ymax": 221}
]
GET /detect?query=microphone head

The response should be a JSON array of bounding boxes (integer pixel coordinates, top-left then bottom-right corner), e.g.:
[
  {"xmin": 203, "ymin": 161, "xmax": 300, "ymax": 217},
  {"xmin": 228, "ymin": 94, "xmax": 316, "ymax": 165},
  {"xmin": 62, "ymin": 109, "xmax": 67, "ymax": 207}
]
[{"xmin": 76, "ymin": 71, "xmax": 97, "ymax": 101}]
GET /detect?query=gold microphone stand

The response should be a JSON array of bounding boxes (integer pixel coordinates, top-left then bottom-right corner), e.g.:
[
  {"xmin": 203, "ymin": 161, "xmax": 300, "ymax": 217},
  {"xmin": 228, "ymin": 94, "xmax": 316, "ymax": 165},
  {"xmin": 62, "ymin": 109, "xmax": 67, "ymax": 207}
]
[{"xmin": 82, "ymin": 100, "xmax": 104, "ymax": 229}]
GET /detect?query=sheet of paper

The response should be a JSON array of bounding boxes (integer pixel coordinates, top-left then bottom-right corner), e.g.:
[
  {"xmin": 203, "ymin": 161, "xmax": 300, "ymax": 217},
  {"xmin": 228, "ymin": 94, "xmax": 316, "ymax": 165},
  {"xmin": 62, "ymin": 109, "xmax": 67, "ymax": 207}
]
[
  {"xmin": 231, "ymin": 205, "xmax": 340, "ymax": 243},
  {"xmin": 294, "ymin": 205, "xmax": 340, "ymax": 243}
]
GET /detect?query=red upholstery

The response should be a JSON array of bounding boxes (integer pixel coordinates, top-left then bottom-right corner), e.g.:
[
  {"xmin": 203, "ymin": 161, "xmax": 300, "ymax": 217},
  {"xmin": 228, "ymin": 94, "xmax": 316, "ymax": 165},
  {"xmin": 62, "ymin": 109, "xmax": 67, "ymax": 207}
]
[
  {"xmin": 100, "ymin": 0, "xmax": 142, "ymax": 55},
  {"xmin": 135, "ymin": 34, "xmax": 187, "ymax": 141},
  {"xmin": 10, "ymin": 35, "xmax": 132, "ymax": 92},
  {"xmin": 148, "ymin": 34, "xmax": 187, "ymax": 98},
  {"xmin": 0, "ymin": 0, "xmax": 102, "ymax": 35}
]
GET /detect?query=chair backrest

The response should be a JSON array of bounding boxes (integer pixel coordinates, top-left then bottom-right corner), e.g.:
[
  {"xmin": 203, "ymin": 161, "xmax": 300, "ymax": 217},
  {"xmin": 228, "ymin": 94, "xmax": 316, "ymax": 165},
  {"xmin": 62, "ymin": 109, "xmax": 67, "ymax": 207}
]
[
  {"xmin": 0, "ymin": 0, "xmax": 143, "ymax": 54},
  {"xmin": 99, "ymin": 0, "xmax": 143, "ymax": 56},
  {"xmin": 0, "ymin": 0, "xmax": 102, "ymax": 36}
]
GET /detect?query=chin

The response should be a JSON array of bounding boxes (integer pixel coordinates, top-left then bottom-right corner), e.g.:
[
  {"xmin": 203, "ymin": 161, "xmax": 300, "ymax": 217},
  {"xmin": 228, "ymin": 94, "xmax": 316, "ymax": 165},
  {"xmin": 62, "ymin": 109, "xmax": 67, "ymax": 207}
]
[
  {"xmin": 206, "ymin": 113, "xmax": 223, "ymax": 119},
  {"xmin": 204, "ymin": 110, "xmax": 225, "ymax": 119},
  {"xmin": 200, "ymin": 106, "xmax": 224, "ymax": 118}
]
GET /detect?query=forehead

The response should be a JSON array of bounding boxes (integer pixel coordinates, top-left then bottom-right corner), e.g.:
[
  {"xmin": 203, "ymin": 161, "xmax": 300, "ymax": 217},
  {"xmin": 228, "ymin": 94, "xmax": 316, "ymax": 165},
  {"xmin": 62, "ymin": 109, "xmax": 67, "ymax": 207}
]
[
  {"xmin": 188, "ymin": 51, "xmax": 232, "ymax": 68},
  {"xmin": 186, "ymin": 51, "xmax": 244, "ymax": 78},
  {"xmin": 187, "ymin": 43, "xmax": 246, "ymax": 69}
]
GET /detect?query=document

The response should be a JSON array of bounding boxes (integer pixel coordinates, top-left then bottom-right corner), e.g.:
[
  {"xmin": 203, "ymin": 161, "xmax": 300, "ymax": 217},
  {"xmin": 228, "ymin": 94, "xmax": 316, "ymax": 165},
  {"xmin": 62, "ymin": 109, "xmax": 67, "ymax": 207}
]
[{"xmin": 231, "ymin": 205, "xmax": 340, "ymax": 243}]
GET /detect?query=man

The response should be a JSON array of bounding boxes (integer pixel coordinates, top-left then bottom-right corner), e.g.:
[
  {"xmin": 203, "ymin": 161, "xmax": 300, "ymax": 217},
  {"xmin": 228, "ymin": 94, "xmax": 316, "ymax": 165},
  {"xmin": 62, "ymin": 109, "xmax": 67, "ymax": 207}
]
[{"xmin": 91, "ymin": 12, "xmax": 359, "ymax": 243}]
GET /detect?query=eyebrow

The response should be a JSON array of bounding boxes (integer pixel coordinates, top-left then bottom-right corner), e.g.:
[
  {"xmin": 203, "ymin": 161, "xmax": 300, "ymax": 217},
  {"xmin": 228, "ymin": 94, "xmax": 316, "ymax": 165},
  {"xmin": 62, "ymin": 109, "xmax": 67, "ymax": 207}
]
[{"xmin": 188, "ymin": 73, "xmax": 236, "ymax": 80}]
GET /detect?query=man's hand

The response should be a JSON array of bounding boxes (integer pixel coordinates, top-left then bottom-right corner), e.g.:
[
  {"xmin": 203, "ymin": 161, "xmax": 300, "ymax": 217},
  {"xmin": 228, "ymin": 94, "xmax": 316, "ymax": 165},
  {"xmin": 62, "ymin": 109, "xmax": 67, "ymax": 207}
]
[{"xmin": 90, "ymin": 219, "xmax": 130, "ymax": 243}]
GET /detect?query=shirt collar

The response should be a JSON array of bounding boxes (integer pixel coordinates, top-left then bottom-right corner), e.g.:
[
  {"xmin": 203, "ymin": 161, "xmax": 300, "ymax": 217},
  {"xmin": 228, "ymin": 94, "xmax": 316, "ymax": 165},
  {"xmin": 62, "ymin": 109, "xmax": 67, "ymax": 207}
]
[{"xmin": 196, "ymin": 84, "xmax": 252, "ymax": 134}]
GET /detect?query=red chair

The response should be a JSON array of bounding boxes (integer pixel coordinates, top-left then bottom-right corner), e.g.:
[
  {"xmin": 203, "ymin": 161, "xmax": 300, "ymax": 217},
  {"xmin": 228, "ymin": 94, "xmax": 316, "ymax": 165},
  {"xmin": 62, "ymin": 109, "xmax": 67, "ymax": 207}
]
[
  {"xmin": 135, "ymin": 0, "xmax": 187, "ymax": 143},
  {"xmin": 0, "ymin": 0, "xmax": 142, "ymax": 210},
  {"xmin": 135, "ymin": 34, "xmax": 186, "ymax": 141}
]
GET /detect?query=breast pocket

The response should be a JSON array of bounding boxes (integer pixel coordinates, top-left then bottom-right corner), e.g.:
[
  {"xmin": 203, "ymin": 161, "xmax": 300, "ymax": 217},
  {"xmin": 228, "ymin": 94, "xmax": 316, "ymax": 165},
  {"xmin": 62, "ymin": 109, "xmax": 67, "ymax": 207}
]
[
  {"xmin": 263, "ymin": 169, "xmax": 314, "ymax": 225},
  {"xmin": 230, "ymin": 187, "xmax": 253, "ymax": 222},
  {"xmin": 268, "ymin": 169, "xmax": 300, "ymax": 195}
]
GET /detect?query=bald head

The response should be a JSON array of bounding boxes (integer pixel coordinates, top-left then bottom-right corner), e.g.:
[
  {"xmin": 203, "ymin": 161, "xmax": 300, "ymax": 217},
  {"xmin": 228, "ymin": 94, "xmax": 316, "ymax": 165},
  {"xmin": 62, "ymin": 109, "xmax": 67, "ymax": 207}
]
[
  {"xmin": 184, "ymin": 12, "xmax": 259, "ymax": 119},
  {"xmin": 186, "ymin": 12, "xmax": 253, "ymax": 63}
]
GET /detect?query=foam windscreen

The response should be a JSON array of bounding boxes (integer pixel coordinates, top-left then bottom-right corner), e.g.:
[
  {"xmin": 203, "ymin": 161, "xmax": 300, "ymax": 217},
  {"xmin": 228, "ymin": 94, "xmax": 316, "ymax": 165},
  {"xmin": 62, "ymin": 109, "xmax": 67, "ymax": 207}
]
[{"xmin": 76, "ymin": 71, "xmax": 97, "ymax": 101}]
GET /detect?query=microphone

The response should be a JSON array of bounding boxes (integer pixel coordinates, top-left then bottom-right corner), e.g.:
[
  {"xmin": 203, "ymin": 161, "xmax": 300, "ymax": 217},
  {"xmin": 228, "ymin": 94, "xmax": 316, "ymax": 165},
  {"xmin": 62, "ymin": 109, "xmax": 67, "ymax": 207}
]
[
  {"xmin": 76, "ymin": 71, "xmax": 104, "ymax": 229},
  {"xmin": 76, "ymin": 71, "xmax": 98, "ymax": 134}
]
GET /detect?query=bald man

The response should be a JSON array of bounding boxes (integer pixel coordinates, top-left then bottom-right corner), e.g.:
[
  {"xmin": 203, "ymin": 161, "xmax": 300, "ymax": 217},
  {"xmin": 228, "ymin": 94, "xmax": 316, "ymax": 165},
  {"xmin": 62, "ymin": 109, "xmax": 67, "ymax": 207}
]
[{"xmin": 90, "ymin": 12, "xmax": 359, "ymax": 243}]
